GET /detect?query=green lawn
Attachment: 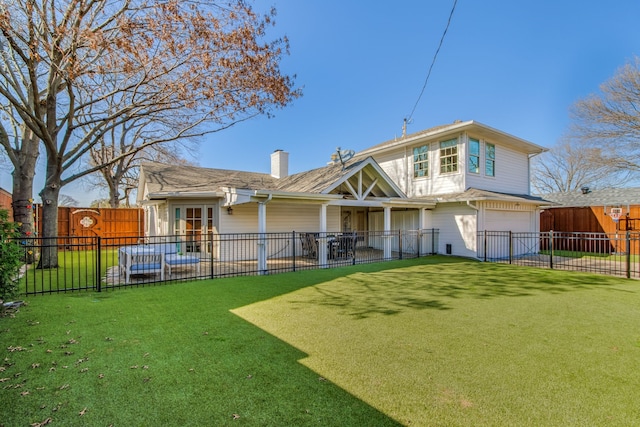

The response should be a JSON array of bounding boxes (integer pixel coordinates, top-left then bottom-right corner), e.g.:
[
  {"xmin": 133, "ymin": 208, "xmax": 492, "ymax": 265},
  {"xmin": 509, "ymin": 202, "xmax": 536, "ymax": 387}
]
[
  {"xmin": 20, "ymin": 248, "xmax": 120, "ymax": 294},
  {"xmin": 2, "ymin": 256, "xmax": 640, "ymax": 426}
]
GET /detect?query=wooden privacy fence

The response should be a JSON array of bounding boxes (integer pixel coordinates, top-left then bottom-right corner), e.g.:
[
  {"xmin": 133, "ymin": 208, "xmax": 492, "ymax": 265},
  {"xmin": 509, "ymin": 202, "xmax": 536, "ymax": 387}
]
[
  {"xmin": 541, "ymin": 205, "xmax": 640, "ymax": 234},
  {"xmin": 35, "ymin": 206, "xmax": 144, "ymax": 249}
]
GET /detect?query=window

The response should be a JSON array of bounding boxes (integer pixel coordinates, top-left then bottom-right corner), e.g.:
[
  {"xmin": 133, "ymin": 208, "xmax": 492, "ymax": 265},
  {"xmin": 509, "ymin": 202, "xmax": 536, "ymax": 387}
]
[
  {"xmin": 485, "ymin": 143, "xmax": 495, "ymax": 176},
  {"xmin": 468, "ymin": 138, "xmax": 480, "ymax": 174},
  {"xmin": 439, "ymin": 138, "xmax": 458, "ymax": 174},
  {"xmin": 413, "ymin": 145, "xmax": 429, "ymax": 178}
]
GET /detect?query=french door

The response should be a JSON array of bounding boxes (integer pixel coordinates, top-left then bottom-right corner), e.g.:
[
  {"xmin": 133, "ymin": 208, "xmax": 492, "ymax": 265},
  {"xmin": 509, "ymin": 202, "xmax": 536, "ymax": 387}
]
[{"xmin": 173, "ymin": 205, "xmax": 217, "ymax": 256}]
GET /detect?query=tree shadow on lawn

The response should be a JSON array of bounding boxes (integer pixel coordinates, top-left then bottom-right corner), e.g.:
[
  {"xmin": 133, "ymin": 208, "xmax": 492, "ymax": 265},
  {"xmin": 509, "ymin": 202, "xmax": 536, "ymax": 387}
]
[
  {"xmin": 4, "ymin": 277, "xmax": 404, "ymax": 426},
  {"xmin": 292, "ymin": 257, "xmax": 633, "ymax": 319}
]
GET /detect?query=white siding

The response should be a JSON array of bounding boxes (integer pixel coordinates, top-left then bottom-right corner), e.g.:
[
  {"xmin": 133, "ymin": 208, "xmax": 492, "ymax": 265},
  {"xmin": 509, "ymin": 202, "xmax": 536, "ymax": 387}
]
[
  {"xmin": 374, "ymin": 149, "xmax": 411, "ymax": 194},
  {"xmin": 374, "ymin": 136, "xmax": 467, "ymax": 198},
  {"xmin": 466, "ymin": 140, "xmax": 530, "ymax": 194},
  {"xmin": 221, "ymin": 202, "xmax": 340, "ymax": 233},
  {"xmin": 373, "ymin": 131, "xmax": 534, "ymax": 198},
  {"xmin": 431, "ymin": 203, "xmax": 478, "ymax": 258}
]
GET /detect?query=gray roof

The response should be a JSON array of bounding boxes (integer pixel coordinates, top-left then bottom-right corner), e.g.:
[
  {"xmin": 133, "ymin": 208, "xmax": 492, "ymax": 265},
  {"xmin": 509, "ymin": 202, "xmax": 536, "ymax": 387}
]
[
  {"xmin": 141, "ymin": 156, "xmax": 403, "ymax": 199},
  {"xmin": 540, "ymin": 187, "xmax": 640, "ymax": 207},
  {"xmin": 358, "ymin": 120, "xmax": 547, "ymax": 157},
  {"xmin": 141, "ymin": 162, "xmax": 279, "ymax": 195},
  {"xmin": 433, "ymin": 188, "xmax": 549, "ymax": 205}
]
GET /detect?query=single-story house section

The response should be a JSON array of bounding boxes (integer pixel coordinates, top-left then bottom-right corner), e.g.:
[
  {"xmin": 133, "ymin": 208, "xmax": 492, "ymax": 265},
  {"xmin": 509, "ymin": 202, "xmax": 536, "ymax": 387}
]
[
  {"xmin": 540, "ymin": 187, "xmax": 640, "ymax": 234},
  {"xmin": 0, "ymin": 187, "xmax": 13, "ymax": 218},
  {"xmin": 137, "ymin": 120, "xmax": 549, "ymax": 261}
]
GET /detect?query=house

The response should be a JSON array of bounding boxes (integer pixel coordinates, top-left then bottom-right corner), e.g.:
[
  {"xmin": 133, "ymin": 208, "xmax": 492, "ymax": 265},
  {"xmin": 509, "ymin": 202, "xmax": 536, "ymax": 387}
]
[
  {"xmin": 0, "ymin": 187, "xmax": 12, "ymax": 219},
  {"xmin": 137, "ymin": 120, "xmax": 548, "ymax": 261},
  {"xmin": 540, "ymin": 187, "xmax": 640, "ymax": 234}
]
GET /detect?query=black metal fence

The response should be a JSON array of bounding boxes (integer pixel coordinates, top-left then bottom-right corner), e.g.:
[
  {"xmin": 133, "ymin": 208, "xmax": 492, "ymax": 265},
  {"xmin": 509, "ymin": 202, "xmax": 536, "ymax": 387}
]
[
  {"xmin": 478, "ymin": 230, "xmax": 640, "ymax": 279},
  {"xmin": 17, "ymin": 229, "xmax": 440, "ymax": 295}
]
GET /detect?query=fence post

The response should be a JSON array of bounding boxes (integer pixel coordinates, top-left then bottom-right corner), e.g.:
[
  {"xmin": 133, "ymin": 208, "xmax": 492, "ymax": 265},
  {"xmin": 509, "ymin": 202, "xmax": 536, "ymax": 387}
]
[
  {"xmin": 96, "ymin": 237, "xmax": 102, "ymax": 292},
  {"xmin": 549, "ymin": 231, "xmax": 554, "ymax": 270},
  {"xmin": 509, "ymin": 231, "xmax": 513, "ymax": 264},
  {"xmin": 210, "ymin": 233, "xmax": 215, "ymax": 279},
  {"xmin": 483, "ymin": 230, "xmax": 487, "ymax": 262},
  {"xmin": 399, "ymin": 230, "xmax": 403, "ymax": 260},
  {"xmin": 292, "ymin": 231, "xmax": 296, "ymax": 272},
  {"xmin": 352, "ymin": 232, "xmax": 357, "ymax": 265},
  {"xmin": 432, "ymin": 228, "xmax": 436, "ymax": 255},
  {"xmin": 626, "ymin": 231, "xmax": 631, "ymax": 279}
]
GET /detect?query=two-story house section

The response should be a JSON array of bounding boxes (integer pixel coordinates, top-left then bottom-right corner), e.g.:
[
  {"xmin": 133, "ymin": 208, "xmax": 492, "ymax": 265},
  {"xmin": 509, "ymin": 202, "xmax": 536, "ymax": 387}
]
[
  {"xmin": 358, "ymin": 120, "xmax": 549, "ymax": 258},
  {"xmin": 138, "ymin": 120, "xmax": 548, "ymax": 260}
]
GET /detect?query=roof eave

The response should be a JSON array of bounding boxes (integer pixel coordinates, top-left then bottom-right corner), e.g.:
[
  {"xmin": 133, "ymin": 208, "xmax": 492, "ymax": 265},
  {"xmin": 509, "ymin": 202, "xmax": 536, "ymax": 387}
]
[{"xmin": 359, "ymin": 120, "xmax": 548, "ymax": 156}]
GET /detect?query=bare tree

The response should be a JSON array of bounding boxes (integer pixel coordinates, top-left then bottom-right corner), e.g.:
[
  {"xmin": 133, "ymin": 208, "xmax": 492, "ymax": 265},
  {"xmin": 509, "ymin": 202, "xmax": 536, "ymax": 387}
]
[
  {"xmin": 0, "ymin": 104, "xmax": 39, "ymax": 236},
  {"xmin": 0, "ymin": 0, "xmax": 300, "ymax": 267},
  {"xmin": 531, "ymin": 137, "xmax": 631, "ymax": 194},
  {"xmin": 58, "ymin": 194, "xmax": 78, "ymax": 207},
  {"xmin": 85, "ymin": 117, "xmax": 197, "ymax": 208},
  {"xmin": 569, "ymin": 56, "xmax": 640, "ymax": 175}
]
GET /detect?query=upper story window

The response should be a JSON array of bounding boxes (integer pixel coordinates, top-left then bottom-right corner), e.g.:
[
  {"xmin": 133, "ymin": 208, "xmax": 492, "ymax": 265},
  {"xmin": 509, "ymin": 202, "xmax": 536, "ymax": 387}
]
[
  {"xmin": 413, "ymin": 145, "xmax": 429, "ymax": 178},
  {"xmin": 439, "ymin": 138, "xmax": 458, "ymax": 174},
  {"xmin": 468, "ymin": 138, "xmax": 480, "ymax": 174},
  {"xmin": 485, "ymin": 142, "xmax": 495, "ymax": 176}
]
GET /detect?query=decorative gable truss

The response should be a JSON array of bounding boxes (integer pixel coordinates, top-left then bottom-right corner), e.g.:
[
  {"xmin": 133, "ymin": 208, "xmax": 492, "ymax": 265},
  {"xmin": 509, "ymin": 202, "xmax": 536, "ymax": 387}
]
[{"xmin": 324, "ymin": 158, "xmax": 405, "ymax": 201}]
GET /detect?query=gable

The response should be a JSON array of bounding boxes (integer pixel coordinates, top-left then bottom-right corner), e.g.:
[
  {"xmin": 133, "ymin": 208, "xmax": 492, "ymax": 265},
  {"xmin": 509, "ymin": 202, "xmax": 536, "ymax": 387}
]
[
  {"xmin": 323, "ymin": 158, "xmax": 405, "ymax": 200},
  {"xmin": 270, "ymin": 156, "xmax": 405, "ymax": 199},
  {"xmin": 139, "ymin": 156, "xmax": 406, "ymax": 205}
]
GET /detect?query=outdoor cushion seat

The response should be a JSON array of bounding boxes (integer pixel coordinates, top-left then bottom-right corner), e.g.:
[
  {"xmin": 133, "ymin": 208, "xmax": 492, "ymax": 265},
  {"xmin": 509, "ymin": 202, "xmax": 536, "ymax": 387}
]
[
  {"xmin": 157, "ymin": 243, "xmax": 201, "ymax": 278},
  {"xmin": 121, "ymin": 251, "xmax": 165, "ymax": 284},
  {"xmin": 129, "ymin": 262, "xmax": 163, "ymax": 272}
]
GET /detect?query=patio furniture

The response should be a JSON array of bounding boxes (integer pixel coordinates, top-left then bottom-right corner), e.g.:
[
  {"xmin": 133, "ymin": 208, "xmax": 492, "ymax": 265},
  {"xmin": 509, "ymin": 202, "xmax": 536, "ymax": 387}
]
[
  {"xmin": 119, "ymin": 245, "xmax": 165, "ymax": 284},
  {"xmin": 333, "ymin": 233, "xmax": 355, "ymax": 259},
  {"xmin": 301, "ymin": 233, "xmax": 319, "ymax": 259},
  {"xmin": 156, "ymin": 243, "xmax": 201, "ymax": 278}
]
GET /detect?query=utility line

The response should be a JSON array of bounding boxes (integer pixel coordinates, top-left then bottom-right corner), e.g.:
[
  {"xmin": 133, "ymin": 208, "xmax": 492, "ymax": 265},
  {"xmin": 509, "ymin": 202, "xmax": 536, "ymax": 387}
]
[{"xmin": 406, "ymin": 0, "xmax": 458, "ymax": 125}]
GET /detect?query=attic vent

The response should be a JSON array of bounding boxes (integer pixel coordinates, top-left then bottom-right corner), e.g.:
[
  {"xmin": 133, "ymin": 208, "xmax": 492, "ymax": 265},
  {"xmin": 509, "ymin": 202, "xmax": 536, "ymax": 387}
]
[{"xmin": 581, "ymin": 186, "xmax": 591, "ymax": 194}]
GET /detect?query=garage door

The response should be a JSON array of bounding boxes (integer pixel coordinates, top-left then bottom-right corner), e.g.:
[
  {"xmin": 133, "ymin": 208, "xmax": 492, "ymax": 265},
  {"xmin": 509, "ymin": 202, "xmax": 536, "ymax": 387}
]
[
  {"xmin": 483, "ymin": 210, "xmax": 536, "ymax": 258},
  {"xmin": 484, "ymin": 210, "xmax": 531, "ymax": 232}
]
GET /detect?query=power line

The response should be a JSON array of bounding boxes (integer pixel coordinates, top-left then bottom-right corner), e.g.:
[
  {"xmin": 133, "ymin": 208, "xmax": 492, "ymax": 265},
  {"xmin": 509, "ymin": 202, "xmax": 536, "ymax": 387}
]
[{"xmin": 406, "ymin": 0, "xmax": 458, "ymax": 125}]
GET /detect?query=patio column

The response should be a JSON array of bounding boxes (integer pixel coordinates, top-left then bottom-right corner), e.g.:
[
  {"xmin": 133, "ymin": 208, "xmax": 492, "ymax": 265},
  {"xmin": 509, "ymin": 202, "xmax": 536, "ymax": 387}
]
[
  {"xmin": 318, "ymin": 203, "xmax": 328, "ymax": 267},
  {"xmin": 257, "ymin": 201, "xmax": 268, "ymax": 274},
  {"xmin": 383, "ymin": 206, "xmax": 392, "ymax": 260}
]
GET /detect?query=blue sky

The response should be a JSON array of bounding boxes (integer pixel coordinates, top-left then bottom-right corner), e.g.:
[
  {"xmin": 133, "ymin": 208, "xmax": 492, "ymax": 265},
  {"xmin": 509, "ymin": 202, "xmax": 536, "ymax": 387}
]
[
  {"xmin": 2, "ymin": 0, "xmax": 639, "ymax": 204},
  {"xmin": 197, "ymin": 0, "xmax": 640, "ymax": 174}
]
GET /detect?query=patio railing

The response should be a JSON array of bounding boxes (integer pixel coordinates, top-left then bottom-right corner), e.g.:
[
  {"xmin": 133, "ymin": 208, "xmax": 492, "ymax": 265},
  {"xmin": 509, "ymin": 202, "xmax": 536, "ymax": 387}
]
[
  {"xmin": 17, "ymin": 229, "xmax": 440, "ymax": 295},
  {"xmin": 478, "ymin": 230, "xmax": 640, "ymax": 279}
]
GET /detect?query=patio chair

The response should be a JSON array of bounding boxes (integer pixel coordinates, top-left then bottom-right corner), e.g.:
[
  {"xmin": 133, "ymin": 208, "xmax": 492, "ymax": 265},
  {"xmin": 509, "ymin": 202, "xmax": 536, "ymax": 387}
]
[
  {"xmin": 334, "ymin": 233, "xmax": 355, "ymax": 259},
  {"xmin": 156, "ymin": 243, "xmax": 201, "ymax": 278},
  {"xmin": 120, "ymin": 246, "xmax": 165, "ymax": 284},
  {"xmin": 300, "ymin": 233, "xmax": 318, "ymax": 259}
]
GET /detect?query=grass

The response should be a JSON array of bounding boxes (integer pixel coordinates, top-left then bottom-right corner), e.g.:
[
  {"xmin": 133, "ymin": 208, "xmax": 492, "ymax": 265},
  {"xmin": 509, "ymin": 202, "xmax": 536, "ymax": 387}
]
[
  {"xmin": 2, "ymin": 256, "xmax": 640, "ymax": 426},
  {"xmin": 541, "ymin": 249, "xmax": 640, "ymax": 262},
  {"xmin": 20, "ymin": 249, "xmax": 119, "ymax": 294}
]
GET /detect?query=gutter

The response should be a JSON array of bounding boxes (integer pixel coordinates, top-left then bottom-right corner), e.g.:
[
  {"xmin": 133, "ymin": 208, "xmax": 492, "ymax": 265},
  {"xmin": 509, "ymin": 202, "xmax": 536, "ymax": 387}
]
[{"xmin": 146, "ymin": 190, "xmax": 225, "ymax": 200}]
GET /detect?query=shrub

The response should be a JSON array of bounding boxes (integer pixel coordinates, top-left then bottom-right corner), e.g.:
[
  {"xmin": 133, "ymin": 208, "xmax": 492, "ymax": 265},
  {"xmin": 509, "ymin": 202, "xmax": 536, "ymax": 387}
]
[{"xmin": 0, "ymin": 209, "xmax": 22, "ymax": 302}]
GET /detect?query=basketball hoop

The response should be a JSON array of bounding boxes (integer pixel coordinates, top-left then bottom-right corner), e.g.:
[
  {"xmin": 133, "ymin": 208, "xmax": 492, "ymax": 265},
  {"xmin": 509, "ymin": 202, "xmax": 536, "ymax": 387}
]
[{"xmin": 610, "ymin": 207, "xmax": 623, "ymax": 222}]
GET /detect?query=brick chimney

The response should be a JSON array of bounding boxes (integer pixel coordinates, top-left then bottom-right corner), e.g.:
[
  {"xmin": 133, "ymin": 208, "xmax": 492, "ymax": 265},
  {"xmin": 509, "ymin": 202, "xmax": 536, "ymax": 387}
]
[{"xmin": 270, "ymin": 149, "xmax": 289, "ymax": 179}]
